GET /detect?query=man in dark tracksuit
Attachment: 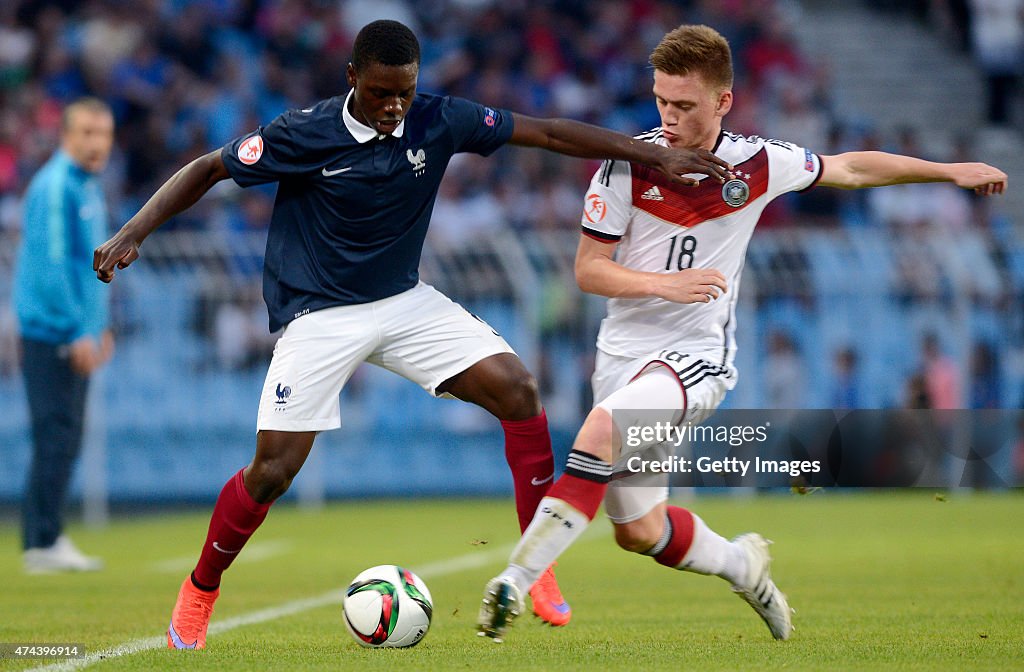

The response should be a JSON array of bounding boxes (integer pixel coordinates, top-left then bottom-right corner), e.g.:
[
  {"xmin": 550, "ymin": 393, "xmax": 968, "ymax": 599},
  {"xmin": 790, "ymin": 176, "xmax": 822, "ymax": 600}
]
[{"xmin": 14, "ymin": 98, "xmax": 115, "ymax": 573}]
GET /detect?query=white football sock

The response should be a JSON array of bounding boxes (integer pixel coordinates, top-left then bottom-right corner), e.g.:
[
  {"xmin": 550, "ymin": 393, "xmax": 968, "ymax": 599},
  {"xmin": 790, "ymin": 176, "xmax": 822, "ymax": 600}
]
[
  {"xmin": 499, "ymin": 497, "xmax": 591, "ymax": 595},
  {"xmin": 678, "ymin": 513, "xmax": 748, "ymax": 586}
]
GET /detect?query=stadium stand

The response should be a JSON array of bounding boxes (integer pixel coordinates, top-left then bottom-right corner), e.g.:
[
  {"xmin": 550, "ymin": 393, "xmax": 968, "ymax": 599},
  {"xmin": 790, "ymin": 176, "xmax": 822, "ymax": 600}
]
[{"xmin": 0, "ymin": 0, "xmax": 1019, "ymax": 503}]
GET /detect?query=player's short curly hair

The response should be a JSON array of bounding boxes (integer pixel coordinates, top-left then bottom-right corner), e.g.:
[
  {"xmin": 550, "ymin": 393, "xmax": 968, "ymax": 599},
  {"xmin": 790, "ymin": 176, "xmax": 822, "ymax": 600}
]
[
  {"xmin": 352, "ymin": 20, "xmax": 421, "ymax": 72},
  {"xmin": 650, "ymin": 24, "xmax": 733, "ymax": 91}
]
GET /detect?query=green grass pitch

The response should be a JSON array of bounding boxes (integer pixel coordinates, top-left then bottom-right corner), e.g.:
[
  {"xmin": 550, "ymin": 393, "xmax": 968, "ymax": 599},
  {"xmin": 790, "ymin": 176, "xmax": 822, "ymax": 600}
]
[{"xmin": 1, "ymin": 492, "xmax": 1021, "ymax": 671}]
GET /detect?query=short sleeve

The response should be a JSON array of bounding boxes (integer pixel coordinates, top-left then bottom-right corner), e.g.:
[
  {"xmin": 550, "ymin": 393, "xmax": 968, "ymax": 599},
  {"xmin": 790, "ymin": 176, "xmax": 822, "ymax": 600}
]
[
  {"xmin": 580, "ymin": 160, "xmax": 633, "ymax": 243},
  {"xmin": 764, "ymin": 139, "xmax": 822, "ymax": 198},
  {"xmin": 444, "ymin": 97, "xmax": 514, "ymax": 157},
  {"xmin": 222, "ymin": 110, "xmax": 322, "ymax": 187}
]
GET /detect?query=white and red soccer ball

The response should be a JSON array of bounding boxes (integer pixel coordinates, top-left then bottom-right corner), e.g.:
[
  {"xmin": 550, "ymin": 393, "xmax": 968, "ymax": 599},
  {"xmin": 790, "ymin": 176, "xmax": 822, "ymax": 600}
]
[{"xmin": 342, "ymin": 565, "xmax": 433, "ymax": 648}]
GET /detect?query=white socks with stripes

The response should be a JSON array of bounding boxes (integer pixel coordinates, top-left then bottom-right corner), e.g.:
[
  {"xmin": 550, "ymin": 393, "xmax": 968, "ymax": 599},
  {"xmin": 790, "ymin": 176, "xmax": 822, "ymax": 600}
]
[
  {"xmin": 500, "ymin": 496, "xmax": 592, "ymax": 595},
  {"xmin": 679, "ymin": 513, "xmax": 749, "ymax": 585},
  {"xmin": 498, "ymin": 449, "xmax": 612, "ymax": 595},
  {"xmin": 564, "ymin": 449, "xmax": 615, "ymax": 482}
]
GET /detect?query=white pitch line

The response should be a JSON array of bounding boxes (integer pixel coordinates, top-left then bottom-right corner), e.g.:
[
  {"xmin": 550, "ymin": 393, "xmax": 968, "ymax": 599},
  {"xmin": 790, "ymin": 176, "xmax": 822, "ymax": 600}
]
[
  {"xmin": 27, "ymin": 542, "xmax": 518, "ymax": 672},
  {"xmin": 29, "ymin": 519, "xmax": 611, "ymax": 672}
]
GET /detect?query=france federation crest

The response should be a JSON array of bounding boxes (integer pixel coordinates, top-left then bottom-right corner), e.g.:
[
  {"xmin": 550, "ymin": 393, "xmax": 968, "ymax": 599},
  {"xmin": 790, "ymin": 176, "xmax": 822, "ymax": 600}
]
[{"xmin": 722, "ymin": 178, "xmax": 749, "ymax": 208}]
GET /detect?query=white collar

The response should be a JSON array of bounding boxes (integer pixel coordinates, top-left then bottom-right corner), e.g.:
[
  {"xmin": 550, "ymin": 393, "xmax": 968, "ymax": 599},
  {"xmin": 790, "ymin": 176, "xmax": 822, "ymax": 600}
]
[{"xmin": 342, "ymin": 90, "xmax": 406, "ymax": 143}]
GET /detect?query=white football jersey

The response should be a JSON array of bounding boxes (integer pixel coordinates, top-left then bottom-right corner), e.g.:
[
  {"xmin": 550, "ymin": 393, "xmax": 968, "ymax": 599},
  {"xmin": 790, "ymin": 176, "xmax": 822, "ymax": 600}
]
[{"xmin": 581, "ymin": 129, "xmax": 822, "ymax": 366}]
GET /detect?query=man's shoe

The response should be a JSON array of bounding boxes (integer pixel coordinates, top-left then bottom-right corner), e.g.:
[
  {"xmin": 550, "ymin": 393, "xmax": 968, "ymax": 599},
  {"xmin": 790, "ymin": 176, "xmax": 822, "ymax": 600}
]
[
  {"xmin": 167, "ymin": 576, "xmax": 219, "ymax": 649},
  {"xmin": 731, "ymin": 533, "xmax": 793, "ymax": 640},
  {"xmin": 477, "ymin": 576, "xmax": 523, "ymax": 643},
  {"xmin": 24, "ymin": 536, "xmax": 103, "ymax": 574},
  {"xmin": 529, "ymin": 563, "xmax": 571, "ymax": 626}
]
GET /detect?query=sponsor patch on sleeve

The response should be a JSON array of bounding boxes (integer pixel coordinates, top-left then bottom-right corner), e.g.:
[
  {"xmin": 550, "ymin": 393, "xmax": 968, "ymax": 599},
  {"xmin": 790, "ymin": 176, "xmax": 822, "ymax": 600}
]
[
  {"xmin": 238, "ymin": 134, "xmax": 264, "ymax": 165},
  {"xmin": 584, "ymin": 193, "xmax": 607, "ymax": 224},
  {"xmin": 804, "ymin": 148, "xmax": 815, "ymax": 172},
  {"xmin": 483, "ymin": 107, "xmax": 496, "ymax": 127}
]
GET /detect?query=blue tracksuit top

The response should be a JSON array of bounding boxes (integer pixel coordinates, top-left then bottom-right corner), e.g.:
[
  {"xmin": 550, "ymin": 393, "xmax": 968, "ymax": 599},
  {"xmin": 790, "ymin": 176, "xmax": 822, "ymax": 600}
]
[{"xmin": 14, "ymin": 149, "xmax": 110, "ymax": 344}]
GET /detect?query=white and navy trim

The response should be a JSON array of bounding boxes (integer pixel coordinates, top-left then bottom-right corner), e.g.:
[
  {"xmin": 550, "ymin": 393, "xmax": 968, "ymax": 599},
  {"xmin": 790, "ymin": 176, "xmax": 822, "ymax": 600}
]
[
  {"xmin": 565, "ymin": 449, "xmax": 613, "ymax": 483},
  {"xmin": 634, "ymin": 127, "xmax": 663, "ymax": 142},
  {"xmin": 632, "ymin": 355, "xmax": 734, "ymax": 399},
  {"xmin": 342, "ymin": 90, "xmax": 406, "ymax": 142},
  {"xmin": 675, "ymin": 358, "xmax": 734, "ymax": 389},
  {"xmin": 797, "ymin": 154, "xmax": 825, "ymax": 192}
]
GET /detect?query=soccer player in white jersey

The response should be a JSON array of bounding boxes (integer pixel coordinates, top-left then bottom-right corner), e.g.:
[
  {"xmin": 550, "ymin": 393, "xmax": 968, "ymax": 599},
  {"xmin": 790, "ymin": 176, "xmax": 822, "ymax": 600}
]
[{"xmin": 478, "ymin": 23, "xmax": 1007, "ymax": 642}]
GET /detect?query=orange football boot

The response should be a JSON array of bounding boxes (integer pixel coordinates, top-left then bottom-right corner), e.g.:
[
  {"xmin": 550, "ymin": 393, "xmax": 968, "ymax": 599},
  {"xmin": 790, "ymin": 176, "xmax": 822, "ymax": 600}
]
[
  {"xmin": 529, "ymin": 563, "xmax": 571, "ymax": 626},
  {"xmin": 167, "ymin": 576, "xmax": 219, "ymax": 649}
]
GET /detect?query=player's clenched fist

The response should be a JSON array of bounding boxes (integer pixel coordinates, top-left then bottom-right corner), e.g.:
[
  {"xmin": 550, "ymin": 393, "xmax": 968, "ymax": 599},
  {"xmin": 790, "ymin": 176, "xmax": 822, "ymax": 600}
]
[
  {"xmin": 652, "ymin": 268, "xmax": 728, "ymax": 304},
  {"xmin": 93, "ymin": 230, "xmax": 141, "ymax": 283}
]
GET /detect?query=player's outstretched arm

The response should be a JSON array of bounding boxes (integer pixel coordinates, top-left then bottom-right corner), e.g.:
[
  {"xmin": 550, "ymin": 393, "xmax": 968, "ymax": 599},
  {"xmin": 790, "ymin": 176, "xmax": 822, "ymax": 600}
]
[
  {"xmin": 575, "ymin": 235, "xmax": 727, "ymax": 304},
  {"xmin": 93, "ymin": 150, "xmax": 230, "ymax": 283},
  {"xmin": 818, "ymin": 151, "xmax": 1007, "ymax": 195},
  {"xmin": 508, "ymin": 113, "xmax": 732, "ymax": 187}
]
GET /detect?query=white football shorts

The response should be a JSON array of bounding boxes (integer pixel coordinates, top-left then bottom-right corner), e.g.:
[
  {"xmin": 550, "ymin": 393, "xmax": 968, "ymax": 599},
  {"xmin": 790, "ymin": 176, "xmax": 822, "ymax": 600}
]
[
  {"xmin": 256, "ymin": 282, "xmax": 514, "ymax": 432},
  {"xmin": 592, "ymin": 348, "xmax": 735, "ymax": 524}
]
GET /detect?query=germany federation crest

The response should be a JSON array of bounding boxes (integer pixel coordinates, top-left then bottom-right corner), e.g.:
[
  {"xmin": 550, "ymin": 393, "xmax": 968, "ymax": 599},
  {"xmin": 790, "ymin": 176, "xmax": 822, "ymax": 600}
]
[{"xmin": 722, "ymin": 178, "xmax": 749, "ymax": 208}]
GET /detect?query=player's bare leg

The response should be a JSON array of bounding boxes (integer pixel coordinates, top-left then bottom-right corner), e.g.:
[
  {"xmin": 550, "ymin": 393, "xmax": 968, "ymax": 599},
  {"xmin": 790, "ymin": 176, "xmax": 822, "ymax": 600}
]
[
  {"xmin": 167, "ymin": 430, "xmax": 315, "ymax": 649},
  {"xmin": 438, "ymin": 353, "xmax": 542, "ymax": 421},
  {"xmin": 440, "ymin": 353, "xmax": 570, "ymax": 626},
  {"xmin": 245, "ymin": 430, "xmax": 318, "ymax": 503}
]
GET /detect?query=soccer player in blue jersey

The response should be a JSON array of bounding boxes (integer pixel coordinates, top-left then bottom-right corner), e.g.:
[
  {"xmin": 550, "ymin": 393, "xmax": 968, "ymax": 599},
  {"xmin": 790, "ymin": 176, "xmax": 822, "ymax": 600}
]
[{"xmin": 92, "ymin": 20, "xmax": 732, "ymax": 649}]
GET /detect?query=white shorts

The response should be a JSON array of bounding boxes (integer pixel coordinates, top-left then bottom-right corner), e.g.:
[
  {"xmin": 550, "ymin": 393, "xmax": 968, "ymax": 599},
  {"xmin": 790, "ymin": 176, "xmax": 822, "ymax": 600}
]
[
  {"xmin": 593, "ymin": 348, "xmax": 735, "ymax": 524},
  {"xmin": 256, "ymin": 282, "xmax": 515, "ymax": 432}
]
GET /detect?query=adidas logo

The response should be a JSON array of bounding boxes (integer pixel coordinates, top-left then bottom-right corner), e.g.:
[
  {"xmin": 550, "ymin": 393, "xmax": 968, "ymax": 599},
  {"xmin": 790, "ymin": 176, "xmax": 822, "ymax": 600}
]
[{"xmin": 641, "ymin": 186, "xmax": 664, "ymax": 201}]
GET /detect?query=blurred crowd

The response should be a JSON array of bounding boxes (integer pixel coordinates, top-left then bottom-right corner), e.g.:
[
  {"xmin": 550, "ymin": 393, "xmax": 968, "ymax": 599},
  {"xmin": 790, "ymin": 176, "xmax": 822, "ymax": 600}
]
[
  {"xmin": 868, "ymin": 0, "xmax": 1024, "ymax": 127},
  {"xmin": 0, "ymin": 0, "xmax": 1013, "ymax": 237},
  {"xmin": 0, "ymin": 0, "xmax": 825, "ymax": 234},
  {"xmin": 0, "ymin": 0, "xmax": 904, "ymax": 230},
  {"xmin": 0, "ymin": 0, "xmax": 1020, "ymax": 411}
]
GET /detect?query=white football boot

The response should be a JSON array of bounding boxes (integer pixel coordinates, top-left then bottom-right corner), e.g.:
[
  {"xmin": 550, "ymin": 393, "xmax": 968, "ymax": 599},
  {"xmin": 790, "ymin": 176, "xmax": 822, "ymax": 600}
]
[
  {"xmin": 731, "ymin": 533, "xmax": 793, "ymax": 640},
  {"xmin": 477, "ymin": 576, "xmax": 523, "ymax": 643}
]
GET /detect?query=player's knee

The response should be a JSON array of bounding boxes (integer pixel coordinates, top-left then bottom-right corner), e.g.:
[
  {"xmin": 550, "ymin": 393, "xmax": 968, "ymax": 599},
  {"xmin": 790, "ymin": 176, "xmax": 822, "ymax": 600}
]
[
  {"xmin": 496, "ymin": 369, "xmax": 541, "ymax": 420},
  {"xmin": 574, "ymin": 407, "xmax": 614, "ymax": 463},
  {"xmin": 246, "ymin": 457, "xmax": 300, "ymax": 503},
  {"xmin": 613, "ymin": 517, "xmax": 663, "ymax": 554}
]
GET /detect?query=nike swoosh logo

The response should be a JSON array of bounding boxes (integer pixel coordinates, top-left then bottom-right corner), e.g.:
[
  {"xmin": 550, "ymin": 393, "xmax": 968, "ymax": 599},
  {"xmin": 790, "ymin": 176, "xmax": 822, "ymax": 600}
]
[
  {"xmin": 322, "ymin": 166, "xmax": 352, "ymax": 176},
  {"xmin": 531, "ymin": 473, "xmax": 555, "ymax": 486},
  {"xmin": 167, "ymin": 621, "xmax": 198, "ymax": 649},
  {"xmin": 212, "ymin": 541, "xmax": 240, "ymax": 554}
]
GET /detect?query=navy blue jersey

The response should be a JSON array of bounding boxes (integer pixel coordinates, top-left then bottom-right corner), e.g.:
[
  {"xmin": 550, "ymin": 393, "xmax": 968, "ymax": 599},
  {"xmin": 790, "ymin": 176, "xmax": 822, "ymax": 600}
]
[{"xmin": 222, "ymin": 91, "xmax": 514, "ymax": 331}]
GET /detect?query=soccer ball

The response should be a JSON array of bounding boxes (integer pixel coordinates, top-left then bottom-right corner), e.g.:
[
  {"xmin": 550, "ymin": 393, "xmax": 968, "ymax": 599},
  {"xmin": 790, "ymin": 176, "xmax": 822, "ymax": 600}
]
[{"xmin": 342, "ymin": 565, "xmax": 433, "ymax": 648}]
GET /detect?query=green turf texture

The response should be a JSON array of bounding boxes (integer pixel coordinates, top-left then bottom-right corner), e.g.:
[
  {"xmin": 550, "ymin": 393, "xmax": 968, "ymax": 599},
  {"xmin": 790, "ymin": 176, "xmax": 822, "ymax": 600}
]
[{"xmin": 1, "ymin": 492, "xmax": 1021, "ymax": 671}]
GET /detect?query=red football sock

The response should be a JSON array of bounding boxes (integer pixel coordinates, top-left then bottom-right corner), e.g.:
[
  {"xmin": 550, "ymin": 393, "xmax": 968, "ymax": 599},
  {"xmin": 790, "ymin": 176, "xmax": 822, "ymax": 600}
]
[
  {"xmin": 502, "ymin": 410, "xmax": 556, "ymax": 532},
  {"xmin": 654, "ymin": 506, "xmax": 696, "ymax": 568},
  {"xmin": 545, "ymin": 448, "xmax": 613, "ymax": 520},
  {"xmin": 192, "ymin": 468, "xmax": 273, "ymax": 589},
  {"xmin": 502, "ymin": 451, "xmax": 610, "ymax": 592}
]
